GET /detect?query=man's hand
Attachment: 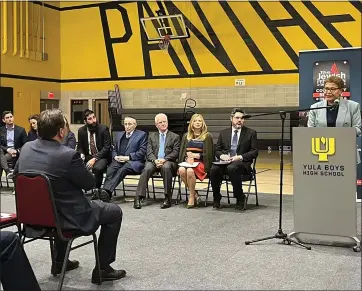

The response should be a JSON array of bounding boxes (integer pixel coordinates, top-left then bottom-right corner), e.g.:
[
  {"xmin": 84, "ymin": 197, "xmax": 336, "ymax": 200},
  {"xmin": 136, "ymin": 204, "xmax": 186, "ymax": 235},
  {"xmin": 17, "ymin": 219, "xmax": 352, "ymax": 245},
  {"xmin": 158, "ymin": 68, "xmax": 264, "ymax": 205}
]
[
  {"xmin": 231, "ymin": 155, "xmax": 243, "ymax": 162},
  {"xmin": 86, "ymin": 158, "xmax": 96, "ymax": 169},
  {"xmin": 220, "ymin": 154, "xmax": 231, "ymax": 161},
  {"xmin": 7, "ymin": 148, "xmax": 16, "ymax": 155},
  {"xmin": 116, "ymin": 156, "xmax": 129, "ymax": 163},
  {"xmin": 155, "ymin": 159, "xmax": 166, "ymax": 168}
]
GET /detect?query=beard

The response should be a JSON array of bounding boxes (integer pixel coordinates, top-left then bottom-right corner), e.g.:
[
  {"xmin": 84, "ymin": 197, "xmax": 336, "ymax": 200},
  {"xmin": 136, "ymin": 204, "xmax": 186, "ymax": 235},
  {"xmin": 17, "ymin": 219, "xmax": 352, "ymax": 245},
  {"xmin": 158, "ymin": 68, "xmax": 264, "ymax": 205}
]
[{"xmin": 87, "ymin": 122, "xmax": 98, "ymax": 132}]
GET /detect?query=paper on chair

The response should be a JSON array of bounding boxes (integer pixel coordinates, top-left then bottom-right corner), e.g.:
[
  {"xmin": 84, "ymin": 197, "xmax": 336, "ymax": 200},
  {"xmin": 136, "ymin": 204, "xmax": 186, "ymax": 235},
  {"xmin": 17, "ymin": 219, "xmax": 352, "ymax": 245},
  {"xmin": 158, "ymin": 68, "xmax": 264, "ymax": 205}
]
[{"xmin": 178, "ymin": 162, "xmax": 200, "ymax": 168}]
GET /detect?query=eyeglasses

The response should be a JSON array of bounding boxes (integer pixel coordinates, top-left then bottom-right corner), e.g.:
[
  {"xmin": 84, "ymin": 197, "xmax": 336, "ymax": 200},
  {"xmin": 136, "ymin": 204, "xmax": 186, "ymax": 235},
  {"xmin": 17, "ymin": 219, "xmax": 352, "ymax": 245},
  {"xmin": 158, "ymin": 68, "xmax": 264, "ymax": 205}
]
[{"xmin": 323, "ymin": 87, "xmax": 340, "ymax": 93}]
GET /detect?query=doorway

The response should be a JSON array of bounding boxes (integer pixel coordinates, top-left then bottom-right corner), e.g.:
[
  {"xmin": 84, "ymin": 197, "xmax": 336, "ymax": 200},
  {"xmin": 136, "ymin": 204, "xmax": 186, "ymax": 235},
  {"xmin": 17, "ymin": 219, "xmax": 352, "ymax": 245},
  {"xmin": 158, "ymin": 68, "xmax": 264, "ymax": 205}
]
[
  {"xmin": 40, "ymin": 99, "xmax": 59, "ymax": 112},
  {"xmin": 93, "ymin": 99, "xmax": 110, "ymax": 127},
  {"xmin": 0, "ymin": 87, "xmax": 13, "ymax": 127}
]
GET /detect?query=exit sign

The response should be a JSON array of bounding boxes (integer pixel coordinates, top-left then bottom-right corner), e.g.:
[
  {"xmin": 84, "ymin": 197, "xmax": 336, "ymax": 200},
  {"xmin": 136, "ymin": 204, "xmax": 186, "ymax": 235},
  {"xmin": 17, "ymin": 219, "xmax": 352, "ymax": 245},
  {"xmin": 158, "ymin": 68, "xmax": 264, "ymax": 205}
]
[{"xmin": 235, "ymin": 79, "xmax": 246, "ymax": 86}]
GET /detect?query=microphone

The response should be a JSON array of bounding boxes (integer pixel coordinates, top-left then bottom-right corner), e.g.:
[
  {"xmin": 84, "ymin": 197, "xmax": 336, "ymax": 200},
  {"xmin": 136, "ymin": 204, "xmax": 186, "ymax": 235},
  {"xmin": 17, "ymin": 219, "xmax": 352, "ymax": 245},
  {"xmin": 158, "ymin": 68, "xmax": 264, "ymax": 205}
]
[
  {"xmin": 243, "ymin": 114, "xmax": 252, "ymax": 119},
  {"xmin": 329, "ymin": 99, "xmax": 340, "ymax": 110}
]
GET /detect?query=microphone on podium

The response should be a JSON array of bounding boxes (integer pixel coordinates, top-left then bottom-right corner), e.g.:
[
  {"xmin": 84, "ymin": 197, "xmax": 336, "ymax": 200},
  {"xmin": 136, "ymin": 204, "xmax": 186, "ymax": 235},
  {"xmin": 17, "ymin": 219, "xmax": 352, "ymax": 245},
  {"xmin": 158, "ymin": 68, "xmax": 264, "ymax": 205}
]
[{"xmin": 243, "ymin": 114, "xmax": 252, "ymax": 119}]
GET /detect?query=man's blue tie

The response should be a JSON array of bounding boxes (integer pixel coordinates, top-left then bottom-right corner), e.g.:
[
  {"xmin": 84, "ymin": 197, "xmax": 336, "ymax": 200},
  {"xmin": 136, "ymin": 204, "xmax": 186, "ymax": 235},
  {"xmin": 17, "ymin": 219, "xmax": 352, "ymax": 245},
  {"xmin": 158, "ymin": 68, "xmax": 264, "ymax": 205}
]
[
  {"xmin": 158, "ymin": 133, "xmax": 165, "ymax": 159},
  {"xmin": 230, "ymin": 130, "xmax": 238, "ymax": 156}
]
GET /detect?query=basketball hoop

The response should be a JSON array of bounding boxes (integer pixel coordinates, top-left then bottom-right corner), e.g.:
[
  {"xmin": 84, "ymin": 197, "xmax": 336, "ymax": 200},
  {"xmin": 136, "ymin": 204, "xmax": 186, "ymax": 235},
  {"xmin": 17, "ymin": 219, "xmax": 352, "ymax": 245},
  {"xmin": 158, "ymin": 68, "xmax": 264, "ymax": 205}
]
[{"xmin": 158, "ymin": 35, "xmax": 170, "ymax": 51}]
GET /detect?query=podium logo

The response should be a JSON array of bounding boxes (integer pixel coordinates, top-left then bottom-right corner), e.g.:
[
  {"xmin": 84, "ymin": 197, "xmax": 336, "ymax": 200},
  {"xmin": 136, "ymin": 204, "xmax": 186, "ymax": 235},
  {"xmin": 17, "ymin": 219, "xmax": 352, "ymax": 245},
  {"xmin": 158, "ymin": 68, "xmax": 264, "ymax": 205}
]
[{"xmin": 311, "ymin": 137, "xmax": 335, "ymax": 162}]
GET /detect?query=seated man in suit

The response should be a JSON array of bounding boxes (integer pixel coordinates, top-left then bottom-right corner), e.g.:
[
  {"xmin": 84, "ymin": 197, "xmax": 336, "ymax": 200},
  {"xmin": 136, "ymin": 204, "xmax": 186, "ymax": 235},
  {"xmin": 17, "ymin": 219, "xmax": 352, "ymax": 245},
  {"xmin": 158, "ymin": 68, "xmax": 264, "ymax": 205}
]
[
  {"xmin": 14, "ymin": 109, "xmax": 126, "ymax": 283},
  {"xmin": 77, "ymin": 109, "xmax": 111, "ymax": 190},
  {"xmin": 98, "ymin": 116, "xmax": 147, "ymax": 201},
  {"xmin": 210, "ymin": 108, "xmax": 258, "ymax": 210},
  {"xmin": 0, "ymin": 111, "xmax": 27, "ymax": 171},
  {"xmin": 0, "ymin": 231, "xmax": 41, "ymax": 291},
  {"xmin": 134, "ymin": 113, "xmax": 180, "ymax": 209}
]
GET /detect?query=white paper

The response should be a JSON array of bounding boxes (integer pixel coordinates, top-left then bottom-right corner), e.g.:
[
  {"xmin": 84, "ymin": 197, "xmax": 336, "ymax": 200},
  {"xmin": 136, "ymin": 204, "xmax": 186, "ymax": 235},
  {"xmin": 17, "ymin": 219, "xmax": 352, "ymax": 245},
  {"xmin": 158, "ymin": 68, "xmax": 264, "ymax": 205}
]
[{"xmin": 178, "ymin": 162, "xmax": 200, "ymax": 168}]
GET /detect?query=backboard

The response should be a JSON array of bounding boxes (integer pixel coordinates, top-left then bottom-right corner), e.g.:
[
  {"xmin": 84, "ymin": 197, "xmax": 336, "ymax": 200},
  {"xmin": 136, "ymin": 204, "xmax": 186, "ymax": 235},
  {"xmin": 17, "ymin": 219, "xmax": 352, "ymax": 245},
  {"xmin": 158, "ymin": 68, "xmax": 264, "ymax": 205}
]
[{"xmin": 140, "ymin": 14, "xmax": 190, "ymax": 41}]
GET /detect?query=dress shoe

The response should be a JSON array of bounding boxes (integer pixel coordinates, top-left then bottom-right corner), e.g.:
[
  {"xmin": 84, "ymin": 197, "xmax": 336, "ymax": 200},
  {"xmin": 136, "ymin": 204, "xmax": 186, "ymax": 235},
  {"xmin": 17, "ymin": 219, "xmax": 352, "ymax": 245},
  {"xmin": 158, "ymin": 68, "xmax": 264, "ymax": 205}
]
[
  {"xmin": 91, "ymin": 189, "xmax": 99, "ymax": 200},
  {"xmin": 235, "ymin": 198, "xmax": 246, "ymax": 211},
  {"xmin": 134, "ymin": 198, "xmax": 142, "ymax": 209},
  {"xmin": 98, "ymin": 189, "xmax": 111, "ymax": 203},
  {"xmin": 91, "ymin": 266, "xmax": 126, "ymax": 284},
  {"xmin": 213, "ymin": 200, "xmax": 221, "ymax": 209},
  {"xmin": 160, "ymin": 198, "xmax": 171, "ymax": 209},
  {"xmin": 52, "ymin": 259, "xmax": 79, "ymax": 275}
]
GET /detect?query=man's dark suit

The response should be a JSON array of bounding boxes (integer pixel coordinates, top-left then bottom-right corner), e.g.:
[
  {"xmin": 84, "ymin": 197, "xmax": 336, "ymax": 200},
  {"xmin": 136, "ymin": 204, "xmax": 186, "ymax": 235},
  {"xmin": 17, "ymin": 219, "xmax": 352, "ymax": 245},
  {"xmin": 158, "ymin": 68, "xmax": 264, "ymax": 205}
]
[
  {"xmin": 103, "ymin": 129, "xmax": 147, "ymax": 193},
  {"xmin": 15, "ymin": 139, "xmax": 122, "ymax": 270},
  {"xmin": 135, "ymin": 131, "xmax": 180, "ymax": 201},
  {"xmin": 211, "ymin": 126, "xmax": 258, "ymax": 204},
  {"xmin": 77, "ymin": 124, "xmax": 111, "ymax": 188},
  {"xmin": 0, "ymin": 125, "xmax": 28, "ymax": 167}
]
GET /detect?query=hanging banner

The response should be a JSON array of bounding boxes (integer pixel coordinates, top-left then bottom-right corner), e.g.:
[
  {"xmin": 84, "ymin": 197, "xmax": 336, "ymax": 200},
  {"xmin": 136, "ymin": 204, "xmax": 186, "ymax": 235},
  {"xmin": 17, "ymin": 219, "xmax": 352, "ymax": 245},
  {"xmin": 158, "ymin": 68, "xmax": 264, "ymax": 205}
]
[{"xmin": 313, "ymin": 60, "xmax": 351, "ymax": 101}]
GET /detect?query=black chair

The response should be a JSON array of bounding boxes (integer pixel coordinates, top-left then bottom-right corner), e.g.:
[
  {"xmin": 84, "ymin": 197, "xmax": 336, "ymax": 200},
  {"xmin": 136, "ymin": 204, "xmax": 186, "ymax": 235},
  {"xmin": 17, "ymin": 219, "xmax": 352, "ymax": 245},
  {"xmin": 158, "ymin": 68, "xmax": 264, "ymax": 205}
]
[{"xmin": 15, "ymin": 173, "xmax": 102, "ymax": 291}]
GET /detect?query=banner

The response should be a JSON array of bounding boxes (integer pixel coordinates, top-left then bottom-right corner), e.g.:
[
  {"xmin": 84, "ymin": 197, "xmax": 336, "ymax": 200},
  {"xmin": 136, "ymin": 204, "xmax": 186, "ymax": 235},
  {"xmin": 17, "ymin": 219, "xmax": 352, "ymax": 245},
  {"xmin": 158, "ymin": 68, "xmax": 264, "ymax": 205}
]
[{"xmin": 313, "ymin": 60, "xmax": 351, "ymax": 101}]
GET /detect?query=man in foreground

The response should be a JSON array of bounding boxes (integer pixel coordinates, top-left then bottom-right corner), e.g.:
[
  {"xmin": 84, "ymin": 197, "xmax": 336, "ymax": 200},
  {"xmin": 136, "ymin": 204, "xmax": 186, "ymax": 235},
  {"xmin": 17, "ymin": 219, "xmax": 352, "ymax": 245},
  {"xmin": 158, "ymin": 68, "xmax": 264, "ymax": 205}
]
[{"xmin": 14, "ymin": 109, "xmax": 126, "ymax": 283}]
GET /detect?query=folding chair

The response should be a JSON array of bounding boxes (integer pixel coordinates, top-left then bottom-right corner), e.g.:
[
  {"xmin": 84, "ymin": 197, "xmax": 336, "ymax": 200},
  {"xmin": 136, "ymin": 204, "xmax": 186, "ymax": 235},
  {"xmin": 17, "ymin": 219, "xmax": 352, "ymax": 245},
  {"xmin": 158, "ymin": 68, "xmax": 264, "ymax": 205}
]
[
  {"xmin": 207, "ymin": 158, "xmax": 258, "ymax": 207},
  {"xmin": 15, "ymin": 173, "xmax": 102, "ymax": 291}
]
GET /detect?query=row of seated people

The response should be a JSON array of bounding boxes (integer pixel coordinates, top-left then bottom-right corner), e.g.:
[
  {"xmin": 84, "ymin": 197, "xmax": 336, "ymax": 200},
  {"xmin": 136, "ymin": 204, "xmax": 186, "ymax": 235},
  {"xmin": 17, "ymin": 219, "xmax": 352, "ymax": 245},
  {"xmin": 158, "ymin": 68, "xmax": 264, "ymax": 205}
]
[
  {"xmin": 8, "ymin": 108, "xmax": 257, "ymax": 284},
  {"xmin": 0, "ymin": 111, "xmax": 76, "ymax": 179},
  {"xmin": 77, "ymin": 108, "xmax": 258, "ymax": 210}
]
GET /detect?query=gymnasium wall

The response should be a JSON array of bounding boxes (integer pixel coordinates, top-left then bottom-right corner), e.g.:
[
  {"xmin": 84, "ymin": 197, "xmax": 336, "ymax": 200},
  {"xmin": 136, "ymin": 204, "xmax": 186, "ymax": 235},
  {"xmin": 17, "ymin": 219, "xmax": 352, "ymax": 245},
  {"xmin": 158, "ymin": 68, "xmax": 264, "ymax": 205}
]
[
  {"xmin": 59, "ymin": 0, "xmax": 361, "ymax": 119},
  {"xmin": 0, "ymin": 1, "xmax": 60, "ymax": 128}
]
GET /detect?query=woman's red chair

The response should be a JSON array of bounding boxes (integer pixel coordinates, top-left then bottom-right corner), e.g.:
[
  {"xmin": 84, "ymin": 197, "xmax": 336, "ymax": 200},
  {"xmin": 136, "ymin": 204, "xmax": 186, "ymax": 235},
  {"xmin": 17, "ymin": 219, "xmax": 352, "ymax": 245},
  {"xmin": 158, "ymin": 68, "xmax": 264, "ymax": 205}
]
[{"xmin": 15, "ymin": 173, "xmax": 102, "ymax": 291}]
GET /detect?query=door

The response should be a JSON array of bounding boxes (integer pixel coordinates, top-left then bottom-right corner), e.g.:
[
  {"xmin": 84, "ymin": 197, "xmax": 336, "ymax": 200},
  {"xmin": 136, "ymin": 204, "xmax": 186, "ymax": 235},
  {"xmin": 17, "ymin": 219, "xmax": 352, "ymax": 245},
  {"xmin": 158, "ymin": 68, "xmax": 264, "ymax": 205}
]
[
  {"xmin": 93, "ymin": 99, "xmax": 110, "ymax": 127},
  {"xmin": 40, "ymin": 99, "xmax": 59, "ymax": 112},
  {"xmin": 0, "ymin": 87, "xmax": 13, "ymax": 127}
]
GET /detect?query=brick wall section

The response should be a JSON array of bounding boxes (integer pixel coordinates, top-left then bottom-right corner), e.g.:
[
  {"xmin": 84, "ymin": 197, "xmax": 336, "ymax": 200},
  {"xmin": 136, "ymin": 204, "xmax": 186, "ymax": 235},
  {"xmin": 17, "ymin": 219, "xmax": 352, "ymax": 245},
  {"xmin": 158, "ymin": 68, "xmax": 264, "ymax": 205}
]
[{"xmin": 60, "ymin": 84, "xmax": 299, "ymax": 134}]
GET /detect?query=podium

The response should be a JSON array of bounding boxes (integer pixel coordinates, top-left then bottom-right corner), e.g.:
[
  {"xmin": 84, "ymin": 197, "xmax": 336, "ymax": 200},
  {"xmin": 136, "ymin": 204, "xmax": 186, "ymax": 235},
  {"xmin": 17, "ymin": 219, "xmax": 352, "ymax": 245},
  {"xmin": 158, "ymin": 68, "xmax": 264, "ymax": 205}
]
[{"xmin": 290, "ymin": 127, "xmax": 360, "ymax": 251}]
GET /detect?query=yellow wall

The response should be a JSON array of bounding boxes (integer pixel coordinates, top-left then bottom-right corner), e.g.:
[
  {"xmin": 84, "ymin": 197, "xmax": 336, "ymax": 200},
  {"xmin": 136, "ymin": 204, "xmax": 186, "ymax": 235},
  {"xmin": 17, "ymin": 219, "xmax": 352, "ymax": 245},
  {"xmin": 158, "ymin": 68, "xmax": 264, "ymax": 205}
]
[
  {"xmin": 60, "ymin": 1, "xmax": 361, "ymax": 91},
  {"xmin": 0, "ymin": 1, "xmax": 60, "ymax": 128}
]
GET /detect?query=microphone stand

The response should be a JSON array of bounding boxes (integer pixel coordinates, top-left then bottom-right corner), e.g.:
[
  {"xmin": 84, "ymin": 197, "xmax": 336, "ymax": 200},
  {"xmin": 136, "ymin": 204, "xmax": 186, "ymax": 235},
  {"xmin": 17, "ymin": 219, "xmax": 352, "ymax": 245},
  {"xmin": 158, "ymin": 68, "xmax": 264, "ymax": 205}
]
[{"xmin": 244, "ymin": 104, "xmax": 335, "ymax": 250}]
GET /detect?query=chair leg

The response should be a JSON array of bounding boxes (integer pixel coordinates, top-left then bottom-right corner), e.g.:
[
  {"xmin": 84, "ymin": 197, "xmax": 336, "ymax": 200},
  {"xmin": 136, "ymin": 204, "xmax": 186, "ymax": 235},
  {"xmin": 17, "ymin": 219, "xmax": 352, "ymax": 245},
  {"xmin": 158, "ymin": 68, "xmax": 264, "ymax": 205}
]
[
  {"xmin": 92, "ymin": 233, "xmax": 102, "ymax": 285},
  {"xmin": 171, "ymin": 176, "xmax": 176, "ymax": 202},
  {"xmin": 226, "ymin": 180, "xmax": 230, "ymax": 204},
  {"xmin": 245, "ymin": 181, "xmax": 252, "ymax": 207},
  {"xmin": 122, "ymin": 180, "xmax": 126, "ymax": 197},
  {"xmin": 205, "ymin": 179, "xmax": 211, "ymax": 207},
  {"xmin": 49, "ymin": 237, "xmax": 57, "ymax": 277},
  {"xmin": 176, "ymin": 176, "xmax": 181, "ymax": 205},
  {"xmin": 151, "ymin": 177, "xmax": 156, "ymax": 200},
  {"xmin": 57, "ymin": 239, "xmax": 74, "ymax": 291},
  {"xmin": 254, "ymin": 178, "xmax": 259, "ymax": 206}
]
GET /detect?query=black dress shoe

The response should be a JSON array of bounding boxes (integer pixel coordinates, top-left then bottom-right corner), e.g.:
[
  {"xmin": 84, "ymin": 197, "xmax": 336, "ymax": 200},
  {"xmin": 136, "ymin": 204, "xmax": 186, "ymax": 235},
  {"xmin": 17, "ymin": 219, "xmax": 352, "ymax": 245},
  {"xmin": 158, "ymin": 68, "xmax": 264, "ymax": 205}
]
[
  {"xmin": 91, "ymin": 266, "xmax": 126, "ymax": 284},
  {"xmin": 160, "ymin": 199, "xmax": 171, "ymax": 209},
  {"xmin": 52, "ymin": 259, "xmax": 79, "ymax": 276},
  {"xmin": 91, "ymin": 189, "xmax": 99, "ymax": 200},
  {"xmin": 235, "ymin": 198, "xmax": 246, "ymax": 211},
  {"xmin": 134, "ymin": 198, "xmax": 142, "ymax": 209},
  {"xmin": 98, "ymin": 189, "xmax": 111, "ymax": 203},
  {"xmin": 213, "ymin": 200, "xmax": 221, "ymax": 209}
]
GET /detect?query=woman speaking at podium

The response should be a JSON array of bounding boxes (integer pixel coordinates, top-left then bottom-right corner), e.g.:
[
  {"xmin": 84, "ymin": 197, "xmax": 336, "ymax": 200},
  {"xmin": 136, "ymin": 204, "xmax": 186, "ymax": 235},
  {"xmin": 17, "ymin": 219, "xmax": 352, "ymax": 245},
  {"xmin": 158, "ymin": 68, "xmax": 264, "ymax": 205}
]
[{"xmin": 307, "ymin": 75, "xmax": 361, "ymax": 163}]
